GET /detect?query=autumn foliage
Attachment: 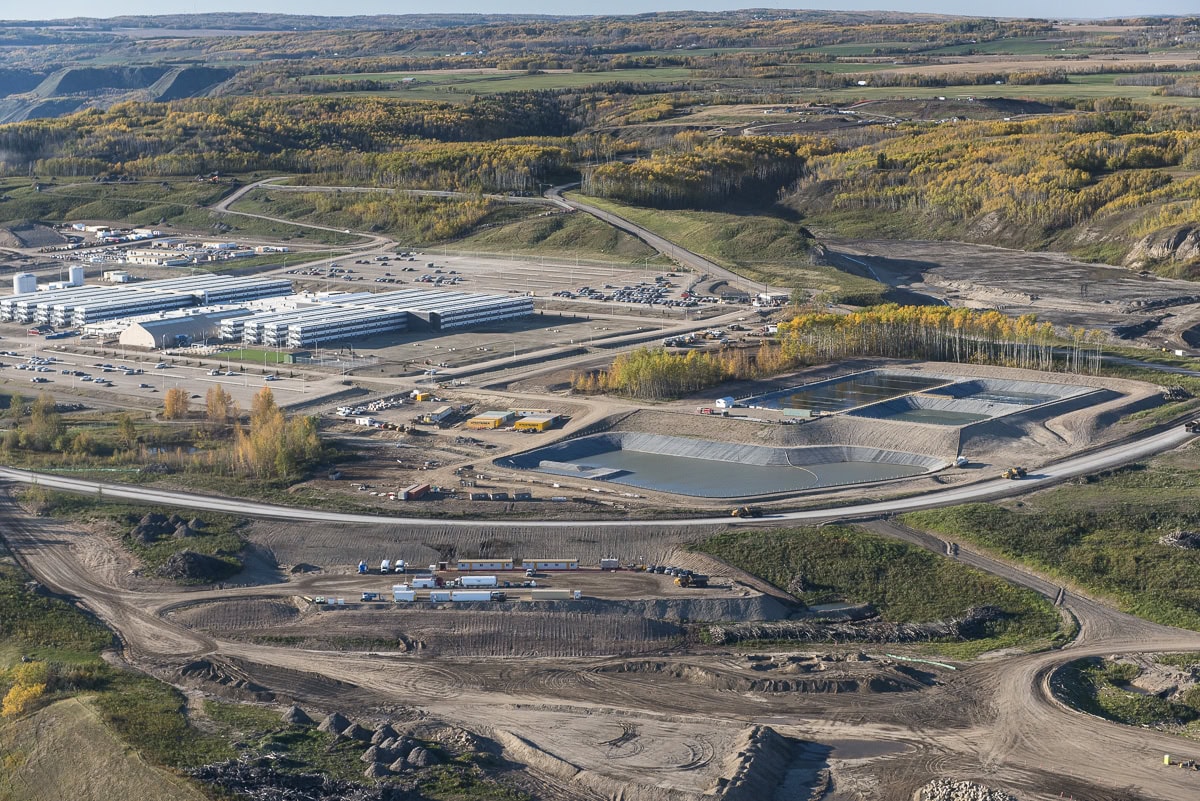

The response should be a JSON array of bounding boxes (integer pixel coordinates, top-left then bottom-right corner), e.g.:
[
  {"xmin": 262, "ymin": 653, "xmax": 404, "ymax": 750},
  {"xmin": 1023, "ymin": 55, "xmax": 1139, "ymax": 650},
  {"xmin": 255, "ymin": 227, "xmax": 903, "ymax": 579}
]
[{"xmin": 573, "ymin": 342, "xmax": 796, "ymax": 400}]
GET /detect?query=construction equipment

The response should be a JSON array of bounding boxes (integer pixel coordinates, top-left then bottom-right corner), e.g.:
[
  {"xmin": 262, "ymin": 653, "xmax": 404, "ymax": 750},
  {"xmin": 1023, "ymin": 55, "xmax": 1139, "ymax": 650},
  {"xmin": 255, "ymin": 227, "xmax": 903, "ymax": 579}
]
[
  {"xmin": 674, "ymin": 572, "xmax": 709, "ymax": 588},
  {"xmin": 1185, "ymin": 420, "xmax": 1200, "ymax": 433},
  {"xmin": 1001, "ymin": 466, "xmax": 1027, "ymax": 480},
  {"xmin": 731, "ymin": 506, "xmax": 762, "ymax": 518}
]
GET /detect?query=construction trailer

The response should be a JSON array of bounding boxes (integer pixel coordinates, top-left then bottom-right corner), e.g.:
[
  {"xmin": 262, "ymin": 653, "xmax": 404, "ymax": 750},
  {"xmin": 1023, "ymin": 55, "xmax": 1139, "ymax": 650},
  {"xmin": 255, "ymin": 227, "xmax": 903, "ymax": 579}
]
[
  {"xmin": 393, "ymin": 588, "xmax": 416, "ymax": 602},
  {"xmin": 600, "ymin": 558, "xmax": 620, "ymax": 571},
  {"xmin": 456, "ymin": 558, "xmax": 514, "ymax": 572},
  {"xmin": 422, "ymin": 405, "xmax": 455, "ymax": 425},
  {"xmin": 459, "ymin": 575, "xmax": 498, "ymax": 588},
  {"xmin": 522, "ymin": 559, "xmax": 580, "ymax": 571}
]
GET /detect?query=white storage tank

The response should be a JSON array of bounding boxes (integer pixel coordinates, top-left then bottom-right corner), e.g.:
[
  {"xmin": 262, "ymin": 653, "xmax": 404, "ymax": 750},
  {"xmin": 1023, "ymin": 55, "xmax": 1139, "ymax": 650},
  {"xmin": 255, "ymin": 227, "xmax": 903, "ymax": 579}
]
[
  {"xmin": 68, "ymin": 265, "xmax": 85, "ymax": 286},
  {"xmin": 460, "ymin": 575, "xmax": 498, "ymax": 588},
  {"xmin": 12, "ymin": 273, "xmax": 36, "ymax": 295},
  {"xmin": 451, "ymin": 590, "xmax": 494, "ymax": 602}
]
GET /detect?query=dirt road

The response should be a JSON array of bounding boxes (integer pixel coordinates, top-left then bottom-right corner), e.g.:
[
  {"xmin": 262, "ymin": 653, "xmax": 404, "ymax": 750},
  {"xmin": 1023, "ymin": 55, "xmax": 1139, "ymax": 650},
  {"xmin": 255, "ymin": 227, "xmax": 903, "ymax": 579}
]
[{"xmin": 6, "ymin": 488, "xmax": 1200, "ymax": 800}]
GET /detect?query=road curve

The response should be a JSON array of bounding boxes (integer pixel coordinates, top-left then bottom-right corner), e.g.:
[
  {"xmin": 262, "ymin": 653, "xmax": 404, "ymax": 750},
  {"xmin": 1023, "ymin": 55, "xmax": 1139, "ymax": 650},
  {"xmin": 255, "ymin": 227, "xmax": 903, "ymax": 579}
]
[
  {"xmin": 0, "ymin": 425, "xmax": 1191, "ymax": 529},
  {"xmin": 546, "ymin": 184, "xmax": 770, "ymax": 293}
]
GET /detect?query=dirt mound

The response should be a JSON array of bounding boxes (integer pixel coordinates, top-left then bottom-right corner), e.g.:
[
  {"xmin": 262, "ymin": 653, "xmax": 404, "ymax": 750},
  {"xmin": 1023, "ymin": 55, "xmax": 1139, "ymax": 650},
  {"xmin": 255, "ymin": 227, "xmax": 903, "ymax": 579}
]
[
  {"xmin": 715, "ymin": 725, "xmax": 797, "ymax": 801},
  {"xmin": 177, "ymin": 659, "xmax": 274, "ymax": 701},
  {"xmin": 709, "ymin": 606, "xmax": 1005, "ymax": 646},
  {"xmin": 918, "ymin": 779, "xmax": 1020, "ymax": 801},
  {"xmin": 157, "ymin": 551, "xmax": 230, "ymax": 582},
  {"xmin": 281, "ymin": 705, "xmax": 314, "ymax": 726},
  {"xmin": 317, "ymin": 712, "xmax": 351, "ymax": 734},
  {"xmin": 2, "ymin": 221, "xmax": 67, "ymax": 248},
  {"xmin": 291, "ymin": 562, "xmax": 321, "ymax": 574},
  {"xmin": 342, "ymin": 722, "xmax": 373, "ymax": 742},
  {"xmin": 371, "ymin": 724, "xmax": 398, "ymax": 744},
  {"xmin": 593, "ymin": 660, "xmax": 922, "ymax": 694},
  {"xmin": 169, "ymin": 598, "xmax": 299, "ymax": 631}
]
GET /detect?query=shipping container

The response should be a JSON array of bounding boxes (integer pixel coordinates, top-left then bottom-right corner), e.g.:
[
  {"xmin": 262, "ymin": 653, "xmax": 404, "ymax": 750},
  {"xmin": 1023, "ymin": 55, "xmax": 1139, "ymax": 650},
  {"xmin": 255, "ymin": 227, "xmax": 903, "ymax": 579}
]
[
  {"xmin": 451, "ymin": 590, "xmax": 493, "ymax": 602},
  {"xmin": 429, "ymin": 590, "xmax": 451, "ymax": 602},
  {"xmin": 398, "ymin": 483, "xmax": 429, "ymax": 501},
  {"xmin": 393, "ymin": 590, "xmax": 416, "ymax": 603},
  {"xmin": 460, "ymin": 575, "xmax": 498, "ymax": 588},
  {"xmin": 411, "ymin": 577, "xmax": 437, "ymax": 589},
  {"xmin": 600, "ymin": 558, "xmax": 620, "ymax": 570}
]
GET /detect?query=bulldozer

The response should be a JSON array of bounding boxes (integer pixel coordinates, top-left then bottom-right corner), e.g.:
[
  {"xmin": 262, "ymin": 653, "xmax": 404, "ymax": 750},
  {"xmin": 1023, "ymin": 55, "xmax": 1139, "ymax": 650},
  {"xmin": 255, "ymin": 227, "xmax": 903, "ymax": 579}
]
[
  {"xmin": 1001, "ymin": 466, "xmax": 1027, "ymax": 480},
  {"xmin": 731, "ymin": 506, "xmax": 762, "ymax": 518}
]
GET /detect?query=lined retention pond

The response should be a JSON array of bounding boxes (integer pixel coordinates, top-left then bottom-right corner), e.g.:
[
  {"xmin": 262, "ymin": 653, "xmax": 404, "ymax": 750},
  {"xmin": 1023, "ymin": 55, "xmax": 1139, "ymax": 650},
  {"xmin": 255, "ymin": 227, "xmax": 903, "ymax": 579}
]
[
  {"xmin": 744, "ymin": 372, "xmax": 950, "ymax": 413},
  {"xmin": 500, "ymin": 433, "xmax": 944, "ymax": 498}
]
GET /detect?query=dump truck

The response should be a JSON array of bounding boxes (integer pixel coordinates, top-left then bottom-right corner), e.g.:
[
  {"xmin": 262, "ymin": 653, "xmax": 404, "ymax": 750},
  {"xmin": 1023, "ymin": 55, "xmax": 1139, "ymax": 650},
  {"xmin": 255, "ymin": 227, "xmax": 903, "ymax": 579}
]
[
  {"xmin": 1186, "ymin": 420, "xmax": 1200, "ymax": 433},
  {"xmin": 675, "ymin": 573, "xmax": 709, "ymax": 588},
  {"xmin": 1001, "ymin": 466, "xmax": 1027, "ymax": 480},
  {"xmin": 731, "ymin": 506, "xmax": 762, "ymax": 518}
]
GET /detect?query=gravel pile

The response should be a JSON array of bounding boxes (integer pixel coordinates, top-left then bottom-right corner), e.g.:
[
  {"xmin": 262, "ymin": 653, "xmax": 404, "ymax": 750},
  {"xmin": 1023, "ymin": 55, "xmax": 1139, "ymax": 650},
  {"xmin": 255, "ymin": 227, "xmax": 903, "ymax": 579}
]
[{"xmin": 918, "ymin": 779, "xmax": 1019, "ymax": 801}]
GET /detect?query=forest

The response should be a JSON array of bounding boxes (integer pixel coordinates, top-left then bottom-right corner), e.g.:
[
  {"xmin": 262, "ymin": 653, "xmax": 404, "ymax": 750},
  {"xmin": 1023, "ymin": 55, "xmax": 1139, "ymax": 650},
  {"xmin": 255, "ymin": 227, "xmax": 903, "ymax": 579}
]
[{"xmin": 0, "ymin": 12, "xmax": 1198, "ymax": 273}]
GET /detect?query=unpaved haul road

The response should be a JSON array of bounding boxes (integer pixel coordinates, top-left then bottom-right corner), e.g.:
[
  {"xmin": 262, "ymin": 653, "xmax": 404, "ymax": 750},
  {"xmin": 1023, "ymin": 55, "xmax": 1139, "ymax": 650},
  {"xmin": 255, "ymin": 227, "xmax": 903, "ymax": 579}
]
[
  {"xmin": 3, "ymin": 424, "xmax": 1200, "ymax": 799},
  {"xmin": 0, "ymin": 424, "xmax": 1190, "ymax": 527}
]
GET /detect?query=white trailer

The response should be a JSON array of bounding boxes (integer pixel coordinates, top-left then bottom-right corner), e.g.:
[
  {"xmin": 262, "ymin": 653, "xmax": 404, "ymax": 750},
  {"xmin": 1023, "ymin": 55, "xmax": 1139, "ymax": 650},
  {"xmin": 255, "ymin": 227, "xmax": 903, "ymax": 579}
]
[
  {"xmin": 393, "ymin": 589, "xmax": 415, "ymax": 602},
  {"xmin": 600, "ymin": 558, "xmax": 620, "ymax": 570},
  {"xmin": 451, "ymin": 590, "xmax": 494, "ymax": 602},
  {"xmin": 411, "ymin": 577, "xmax": 438, "ymax": 589},
  {"xmin": 460, "ymin": 575, "xmax": 498, "ymax": 588},
  {"xmin": 429, "ymin": 590, "xmax": 451, "ymax": 602}
]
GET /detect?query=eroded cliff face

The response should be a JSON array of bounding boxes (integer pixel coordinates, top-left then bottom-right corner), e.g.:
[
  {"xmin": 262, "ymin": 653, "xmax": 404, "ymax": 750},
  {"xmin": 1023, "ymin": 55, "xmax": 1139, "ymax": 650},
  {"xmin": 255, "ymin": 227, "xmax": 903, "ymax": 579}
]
[{"xmin": 1125, "ymin": 224, "xmax": 1200, "ymax": 270}]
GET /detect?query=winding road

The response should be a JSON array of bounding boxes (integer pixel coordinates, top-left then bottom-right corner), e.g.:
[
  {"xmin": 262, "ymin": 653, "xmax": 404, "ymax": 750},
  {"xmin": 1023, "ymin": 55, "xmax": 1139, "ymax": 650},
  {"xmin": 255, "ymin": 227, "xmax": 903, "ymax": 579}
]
[{"xmin": 5, "ymin": 177, "xmax": 1200, "ymax": 799}]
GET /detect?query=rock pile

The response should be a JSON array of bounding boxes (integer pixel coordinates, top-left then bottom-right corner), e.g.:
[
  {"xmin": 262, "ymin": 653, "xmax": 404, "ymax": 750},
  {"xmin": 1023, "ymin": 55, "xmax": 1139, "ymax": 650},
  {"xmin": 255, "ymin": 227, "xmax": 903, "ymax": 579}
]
[
  {"xmin": 1160, "ymin": 530, "xmax": 1200, "ymax": 549},
  {"xmin": 918, "ymin": 779, "xmax": 1019, "ymax": 801},
  {"xmin": 157, "ymin": 550, "xmax": 228, "ymax": 581}
]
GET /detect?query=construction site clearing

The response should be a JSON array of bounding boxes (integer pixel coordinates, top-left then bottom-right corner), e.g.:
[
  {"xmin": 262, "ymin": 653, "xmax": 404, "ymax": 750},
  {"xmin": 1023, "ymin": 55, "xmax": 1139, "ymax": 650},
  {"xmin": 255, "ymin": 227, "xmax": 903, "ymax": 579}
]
[{"xmin": 305, "ymin": 359, "xmax": 1165, "ymax": 515}]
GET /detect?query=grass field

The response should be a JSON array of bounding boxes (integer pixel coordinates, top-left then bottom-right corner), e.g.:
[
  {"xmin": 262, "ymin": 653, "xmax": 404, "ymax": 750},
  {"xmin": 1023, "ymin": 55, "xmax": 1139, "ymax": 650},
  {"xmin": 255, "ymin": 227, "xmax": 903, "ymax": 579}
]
[
  {"xmin": 903, "ymin": 441, "xmax": 1200, "ymax": 631},
  {"xmin": 307, "ymin": 66, "xmax": 698, "ymax": 101},
  {"xmin": 451, "ymin": 209, "xmax": 664, "ymax": 263},
  {"xmin": 808, "ymin": 72, "xmax": 1200, "ymax": 107},
  {"xmin": 221, "ymin": 347, "xmax": 292, "ymax": 364},
  {"xmin": 695, "ymin": 525, "xmax": 1062, "ymax": 658},
  {"xmin": 0, "ymin": 179, "xmax": 360, "ymax": 245},
  {"xmin": 567, "ymin": 193, "xmax": 885, "ymax": 301},
  {"xmin": 0, "ymin": 698, "xmax": 208, "ymax": 801},
  {"xmin": 1056, "ymin": 656, "xmax": 1200, "ymax": 735}
]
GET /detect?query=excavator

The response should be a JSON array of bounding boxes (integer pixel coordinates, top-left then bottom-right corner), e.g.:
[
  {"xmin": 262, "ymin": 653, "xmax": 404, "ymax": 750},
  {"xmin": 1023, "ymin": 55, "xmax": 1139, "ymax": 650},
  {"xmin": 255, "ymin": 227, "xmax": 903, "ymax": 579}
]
[{"xmin": 1001, "ymin": 466, "xmax": 1027, "ymax": 480}]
